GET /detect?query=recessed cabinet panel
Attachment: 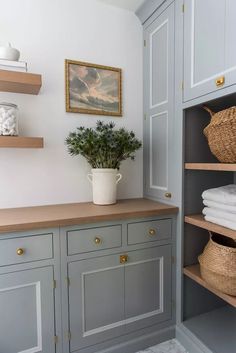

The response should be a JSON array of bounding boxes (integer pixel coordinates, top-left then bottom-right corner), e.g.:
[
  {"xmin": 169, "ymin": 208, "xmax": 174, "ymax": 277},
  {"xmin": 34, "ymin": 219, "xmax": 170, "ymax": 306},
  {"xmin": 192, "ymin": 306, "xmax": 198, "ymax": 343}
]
[
  {"xmin": 144, "ymin": 2, "xmax": 175, "ymax": 203},
  {"xmin": 0, "ymin": 267, "xmax": 54, "ymax": 353},
  {"xmin": 151, "ymin": 21, "xmax": 168, "ymax": 107},
  {"xmin": 151, "ymin": 112, "xmax": 168, "ymax": 190},
  {"xmin": 68, "ymin": 255, "xmax": 125, "ymax": 351},
  {"xmin": 193, "ymin": 0, "xmax": 225, "ymax": 85},
  {"xmin": 125, "ymin": 246, "xmax": 172, "ymax": 332},
  {"xmin": 184, "ymin": 0, "xmax": 236, "ymax": 101}
]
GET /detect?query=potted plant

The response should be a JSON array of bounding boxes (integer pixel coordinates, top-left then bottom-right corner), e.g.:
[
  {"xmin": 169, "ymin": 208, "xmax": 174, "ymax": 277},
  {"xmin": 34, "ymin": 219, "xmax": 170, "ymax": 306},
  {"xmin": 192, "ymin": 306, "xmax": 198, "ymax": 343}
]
[{"xmin": 66, "ymin": 121, "xmax": 142, "ymax": 205}]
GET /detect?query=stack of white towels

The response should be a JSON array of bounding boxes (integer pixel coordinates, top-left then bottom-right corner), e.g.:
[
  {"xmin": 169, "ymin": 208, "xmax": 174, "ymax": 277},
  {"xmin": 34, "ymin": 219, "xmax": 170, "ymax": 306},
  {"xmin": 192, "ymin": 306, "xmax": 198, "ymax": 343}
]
[{"xmin": 202, "ymin": 184, "xmax": 236, "ymax": 231}]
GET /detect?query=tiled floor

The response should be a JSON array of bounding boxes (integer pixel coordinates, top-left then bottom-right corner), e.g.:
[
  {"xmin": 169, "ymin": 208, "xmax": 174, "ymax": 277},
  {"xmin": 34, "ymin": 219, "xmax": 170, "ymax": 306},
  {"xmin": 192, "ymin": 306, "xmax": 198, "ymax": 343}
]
[{"xmin": 136, "ymin": 339, "xmax": 188, "ymax": 353}]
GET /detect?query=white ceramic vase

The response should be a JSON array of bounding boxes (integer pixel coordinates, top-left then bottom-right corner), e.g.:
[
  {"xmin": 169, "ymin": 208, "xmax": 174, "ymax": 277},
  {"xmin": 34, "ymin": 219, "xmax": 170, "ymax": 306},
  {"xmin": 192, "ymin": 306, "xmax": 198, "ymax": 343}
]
[
  {"xmin": 87, "ymin": 168, "xmax": 122, "ymax": 205},
  {"xmin": 0, "ymin": 43, "xmax": 20, "ymax": 61}
]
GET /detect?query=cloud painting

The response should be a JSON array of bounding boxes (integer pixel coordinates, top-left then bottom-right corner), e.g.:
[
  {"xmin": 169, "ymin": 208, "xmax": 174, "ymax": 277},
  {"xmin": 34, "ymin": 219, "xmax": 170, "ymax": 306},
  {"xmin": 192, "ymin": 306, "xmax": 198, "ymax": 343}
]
[{"xmin": 65, "ymin": 60, "xmax": 122, "ymax": 116}]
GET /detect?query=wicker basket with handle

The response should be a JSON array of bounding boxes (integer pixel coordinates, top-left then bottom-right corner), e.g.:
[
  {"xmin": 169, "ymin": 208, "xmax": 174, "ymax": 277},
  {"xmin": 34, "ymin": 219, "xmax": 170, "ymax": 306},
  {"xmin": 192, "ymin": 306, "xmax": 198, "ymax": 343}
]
[
  {"xmin": 198, "ymin": 232, "xmax": 236, "ymax": 296},
  {"xmin": 203, "ymin": 106, "xmax": 236, "ymax": 163}
]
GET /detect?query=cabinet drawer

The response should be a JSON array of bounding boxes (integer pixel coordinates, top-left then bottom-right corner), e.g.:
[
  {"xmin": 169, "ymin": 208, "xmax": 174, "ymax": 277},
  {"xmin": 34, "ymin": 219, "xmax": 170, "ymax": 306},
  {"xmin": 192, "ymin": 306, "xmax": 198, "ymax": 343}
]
[
  {"xmin": 67, "ymin": 225, "xmax": 122, "ymax": 255},
  {"xmin": 127, "ymin": 219, "xmax": 172, "ymax": 245},
  {"xmin": 0, "ymin": 233, "xmax": 53, "ymax": 267}
]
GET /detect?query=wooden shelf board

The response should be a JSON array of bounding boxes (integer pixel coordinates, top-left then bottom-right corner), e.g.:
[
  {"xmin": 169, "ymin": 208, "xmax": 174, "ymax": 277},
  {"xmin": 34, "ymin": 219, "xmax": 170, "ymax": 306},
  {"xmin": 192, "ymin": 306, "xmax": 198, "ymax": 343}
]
[
  {"xmin": 185, "ymin": 163, "xmax": 236, "ymax": 171},
  {"xmin": 185, "ymin": 214, "xmax": 236, "ymax": 240},
  {"xmin": 184, "ymin": 264, "xmax": 236, "ymax": 308},
  {"xmin": 0, "ymin": 70, "xmax": 42, "ymax": 94},
  {"xmin": 0, "ymin": 136, "xmax": 44, "ymax": 148}
]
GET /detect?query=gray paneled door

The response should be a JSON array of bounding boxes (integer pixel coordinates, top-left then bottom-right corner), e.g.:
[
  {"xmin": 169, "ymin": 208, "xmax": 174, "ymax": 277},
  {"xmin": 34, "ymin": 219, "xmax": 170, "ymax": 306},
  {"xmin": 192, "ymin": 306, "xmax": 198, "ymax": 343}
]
[
  {"xmin": 68, "ymin": 246, "xmax": 172, "ymax": 351},
  {"xmin": 184, "ymin": 0, "xmax": 236, "ymax": 101},
  {"xmin": 143, "ymin": 2, "xmax": 175, "ymax": 203},
  {"xmin": 0, "ymin": 267, "xmax": 55, "ymax": 353},
  {"xmin": 68, "ymin": 254, "xmax": 125, "ymax": 351}
]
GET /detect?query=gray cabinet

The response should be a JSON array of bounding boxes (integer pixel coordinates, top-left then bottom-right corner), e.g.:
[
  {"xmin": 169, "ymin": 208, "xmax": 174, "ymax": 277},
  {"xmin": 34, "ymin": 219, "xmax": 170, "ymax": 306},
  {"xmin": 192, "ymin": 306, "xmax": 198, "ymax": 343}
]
[
  {"xmin": 0, "ymin": 267, "xmax": 55, "ymax": 353},
  {"xmin": 62, "ymin": 218, "xmax": 173, "ymax": 352},
  {"xmin": 143, "ymin": 2, "xmax": 175, "ymax": 203},
  {"xmin": 184, "ymin": 0, "xmax": 236, "ymax": 101},
  {"xmin": 0, "ymin": 230, "xmax": 58, "ymax": 353}
]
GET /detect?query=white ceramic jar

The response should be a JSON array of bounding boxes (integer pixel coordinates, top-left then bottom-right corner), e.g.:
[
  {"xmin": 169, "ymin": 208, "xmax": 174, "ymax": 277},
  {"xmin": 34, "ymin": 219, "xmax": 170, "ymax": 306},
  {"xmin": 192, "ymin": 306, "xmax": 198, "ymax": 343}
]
[
  {"xmin": 87, "ymin": 168, "xmax": 122, "ymax": 205},
  {"xmin": 0, "ymin": 103, "xmax": 19, "ymax": 136}
]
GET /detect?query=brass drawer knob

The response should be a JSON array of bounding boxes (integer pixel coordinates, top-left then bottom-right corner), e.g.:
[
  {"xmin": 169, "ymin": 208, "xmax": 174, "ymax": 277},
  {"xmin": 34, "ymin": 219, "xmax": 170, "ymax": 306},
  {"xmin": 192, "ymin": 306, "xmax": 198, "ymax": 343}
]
[
  {"xmin": 215, "ymin": 76, "xmax": 225, "ymax": 87},
  {"xmin": 16, "ymin": 248, "xmax": 24, "ymax": 256},
  {"xmin": 120, "ymin": 254, "xmax": 128, "ymax": 264},
  {"xmin": 165, "ymin": 192, "xmax": 172, "ymax": 198},
  {"xmin": 148, "ymin": 228, "xmax": 156, "ymax": 236},
  {"xmin": 94, "ymin": 237, "xmax": 102, "ymax": 245}
]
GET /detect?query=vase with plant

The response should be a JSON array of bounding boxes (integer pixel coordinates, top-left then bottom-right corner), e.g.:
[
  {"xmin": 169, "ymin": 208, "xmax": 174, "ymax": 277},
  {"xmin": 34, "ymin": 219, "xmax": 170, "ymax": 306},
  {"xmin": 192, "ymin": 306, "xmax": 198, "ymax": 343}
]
[{"xmin": 66, "ymin": 121, "xmax": 142, "ymax": 205}]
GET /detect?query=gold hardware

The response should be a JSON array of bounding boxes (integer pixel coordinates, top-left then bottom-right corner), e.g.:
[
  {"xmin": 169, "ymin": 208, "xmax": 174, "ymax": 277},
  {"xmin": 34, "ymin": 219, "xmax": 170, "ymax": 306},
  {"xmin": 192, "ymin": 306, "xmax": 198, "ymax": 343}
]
[
  {"xmin": 16, "ymin": 248, "xmax": 24, "ymax": 256},
  {"xmin": 215, "ymin": 76, "xmax": 225, "ymax": 87},
  {"xmin": 144, "ymin": 39, "xmax": 146, "ymax": 47},
  {"xmin": 94, "ymin": 236, "xmax": 102, "ymax": 245},
  {"xmin": 120, "ymin": 254, "xmax": 128, "ymax": 264},
  {"xmin": 66, "ymin": 277, "xmax": 70, "ymax": 286},
  {"xmin": 181, "ymin": 81, "xmax": 184, "ymax": 90},
  {"xmin": 148, "ymin": 228, "xmax": 156, "ymax": 236},
  {"xmin": 182, "ymin": 3, "xmax": 185, "ymax": 12},
  {"xmin": 144, "ymin": 113, "xmax": 147, "ymax": 121},
  {"xmin": 53, "ymin": 280, "xmax": 56, "ymax": 289},
  {"xmin": 67, "ymin": 331, "xmax": 71, "ymax": 341},
  {"xmin": 165, "ymin": 192, "xmax": 172, "ymax": 198},
  {"xmin": 54, "ymin": 335, "xmax": 58, "ymax": 344}
]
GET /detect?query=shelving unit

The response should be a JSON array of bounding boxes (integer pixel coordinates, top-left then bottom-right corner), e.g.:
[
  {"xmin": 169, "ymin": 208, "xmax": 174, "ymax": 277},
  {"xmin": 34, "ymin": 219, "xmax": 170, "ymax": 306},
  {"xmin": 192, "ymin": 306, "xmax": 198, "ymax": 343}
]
[
  {"xmin": 0, "ymin": 70, "xmax": 42, "ymax": 95},
  {"xmin": 185, "ymin": 163, "xmax": 236, "ymax": 172},
  {"xmin": 0, "ymin": 136, "xmax": 43, "ymax": 148},
  {"xmin": 184, "ymin": 265, "xmax": 236, "ymax": 308},
  {"xmin": 182, "ymin": 96, "xmax": 236, "ymax": 353},
  {"xmin": 0, "ymin": 70, "xmax": 44, "ymax": 148},
  {"xmin": 185, "ymin": 214, "xmax": 236, "ymax": 240}
]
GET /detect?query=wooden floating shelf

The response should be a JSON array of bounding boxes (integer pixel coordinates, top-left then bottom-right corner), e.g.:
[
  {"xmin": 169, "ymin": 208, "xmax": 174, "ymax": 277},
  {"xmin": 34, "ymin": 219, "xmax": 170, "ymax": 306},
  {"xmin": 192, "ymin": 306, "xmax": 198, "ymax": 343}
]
[
  {"xmin": 0, "ymin": 70, "xmax": 42, "ymax": 95},
  {"xmin": 185, "ymin": 163, "xmax": 236, "ymax": 172},
  {"xmin": 185, "ymin": 214, "xmax": 236, "ymax": 240},
  {"xmin": 0, "ymin": 136, "xmax": 44, "ymax": 148},
  {"xmin": 184, "ymin": 264, "xmax": 236, "ymax": 308}
]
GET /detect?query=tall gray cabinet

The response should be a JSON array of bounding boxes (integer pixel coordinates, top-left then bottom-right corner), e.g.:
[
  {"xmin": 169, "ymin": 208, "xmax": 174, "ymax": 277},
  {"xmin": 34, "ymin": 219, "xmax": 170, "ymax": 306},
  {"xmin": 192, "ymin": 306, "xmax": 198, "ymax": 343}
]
[
  {"xmin": 138, "ymin": 0, "xmax": 236, "ymax": 353},
  {"xmin": 143, "ymin": 1, "xmax": 176, "ymax": 204}
]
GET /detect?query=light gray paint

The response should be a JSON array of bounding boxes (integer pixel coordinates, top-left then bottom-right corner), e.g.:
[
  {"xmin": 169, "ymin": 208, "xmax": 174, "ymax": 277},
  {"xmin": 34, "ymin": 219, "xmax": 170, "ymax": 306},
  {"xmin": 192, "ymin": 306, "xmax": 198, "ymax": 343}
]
[
  {"xmin": 136, "ymin": 0, "xmax": 167, "ymax": 23},
  {"xmin": 143, "ymin": 1, "xmax": 176, "ymax": 204}
]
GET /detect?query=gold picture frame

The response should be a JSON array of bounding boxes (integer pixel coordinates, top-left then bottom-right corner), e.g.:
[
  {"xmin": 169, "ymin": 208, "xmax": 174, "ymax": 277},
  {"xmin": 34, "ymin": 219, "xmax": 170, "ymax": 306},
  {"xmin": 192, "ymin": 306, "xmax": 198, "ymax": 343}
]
[{"xmin": 65, "ymin": 59, "xmax": 122, "ymax": 116}]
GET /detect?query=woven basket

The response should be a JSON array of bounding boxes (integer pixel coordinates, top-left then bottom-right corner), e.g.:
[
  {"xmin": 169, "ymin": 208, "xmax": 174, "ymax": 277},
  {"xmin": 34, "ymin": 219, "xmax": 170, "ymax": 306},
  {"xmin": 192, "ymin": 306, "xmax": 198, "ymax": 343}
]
[
  {"xmin": 203, "ymin": 106, "xmax": 236, "ymax": 163},
  {"xmin": 198, "ymin": 232, "xmax": 236, "ymax": 296}
]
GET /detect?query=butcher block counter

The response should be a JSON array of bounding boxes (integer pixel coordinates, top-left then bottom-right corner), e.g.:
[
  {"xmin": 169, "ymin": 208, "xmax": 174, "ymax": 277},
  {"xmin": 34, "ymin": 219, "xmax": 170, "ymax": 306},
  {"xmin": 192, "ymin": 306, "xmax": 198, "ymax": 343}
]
[{"xmin": 0, "ymin": 198, "xmax": 178, "ymax": 233}]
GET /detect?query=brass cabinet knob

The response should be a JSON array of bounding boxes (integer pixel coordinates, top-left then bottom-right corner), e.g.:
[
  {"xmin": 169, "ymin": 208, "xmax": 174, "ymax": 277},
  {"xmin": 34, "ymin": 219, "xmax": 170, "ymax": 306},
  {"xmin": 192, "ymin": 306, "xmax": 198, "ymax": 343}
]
[
  {"xmin": 148, "ymin": 228, "xmax": 156, "ymax": 236},
  {"xmin": 94, "ymin": 237, "xmax": 102, "ymax": 245},
  {"xmin": 165, "ymin": 192, "xmax": 172, "ymax": 198},
  {"xmin": 120, "ymin": 254, "xmax": 128, "ymax": 264},
  {"xmin": 16, "ymin": 248, "xmax": 24, "ymax": 256},
  {"xmin": 215, "ymin": 76, "xmax": 225, "ymax": 87}
]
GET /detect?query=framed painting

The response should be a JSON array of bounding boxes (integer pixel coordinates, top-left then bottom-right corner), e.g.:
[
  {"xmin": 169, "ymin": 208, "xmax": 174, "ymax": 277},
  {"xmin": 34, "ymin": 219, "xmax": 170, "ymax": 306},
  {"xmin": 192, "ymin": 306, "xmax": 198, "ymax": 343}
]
[{"xmin": 65, "ymin": 59, "xmax": 122, "ymax": 116}]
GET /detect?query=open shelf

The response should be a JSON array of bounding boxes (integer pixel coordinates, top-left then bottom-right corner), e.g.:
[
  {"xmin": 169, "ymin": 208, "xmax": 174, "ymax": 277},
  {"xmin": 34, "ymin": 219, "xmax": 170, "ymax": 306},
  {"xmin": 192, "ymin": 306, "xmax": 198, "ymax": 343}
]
[
  {"xmin": 183, "ymin": 306, "xmax": 236, "ymax": 353},
  {"xmin": 0, "ymin": 136, "xmax": 44, "ymax": 148},
  {"xmin": 0, "ymin": 70, "xmax": 42, "ymax": 94},
  {"xmin": 185, "ymin": 163, "xmax": 236, "ymax": 172},
  {"xmin": 184, "ymin": 264, "xmax": 236, "ymax": 308},
  {"xmin": 185, "ymin": 214, "xmax": 236, "ymax": 240}
]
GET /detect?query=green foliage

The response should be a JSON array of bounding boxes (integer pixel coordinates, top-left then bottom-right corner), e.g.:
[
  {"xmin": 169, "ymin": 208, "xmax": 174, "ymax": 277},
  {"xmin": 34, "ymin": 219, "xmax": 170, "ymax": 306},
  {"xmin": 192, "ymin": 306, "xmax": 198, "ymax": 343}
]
[{"xmin": 66, "ymin": 121, "xmax": 142, "ymax": 169}]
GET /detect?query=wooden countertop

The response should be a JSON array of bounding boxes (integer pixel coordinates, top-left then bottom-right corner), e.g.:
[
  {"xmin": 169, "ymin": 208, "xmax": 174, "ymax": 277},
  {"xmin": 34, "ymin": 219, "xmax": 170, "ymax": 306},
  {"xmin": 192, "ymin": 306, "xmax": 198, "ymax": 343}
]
[{"xmin": 0, "ymin": 198, "xmax": 178, "ymax": 234}]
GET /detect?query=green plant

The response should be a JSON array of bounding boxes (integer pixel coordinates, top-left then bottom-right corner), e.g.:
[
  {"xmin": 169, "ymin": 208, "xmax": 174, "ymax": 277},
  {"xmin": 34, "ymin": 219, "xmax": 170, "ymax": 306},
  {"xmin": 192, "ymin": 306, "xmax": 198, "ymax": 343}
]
[{"xmin": 66, "ymin": 121, "xmax": 142, "ymax": 169}]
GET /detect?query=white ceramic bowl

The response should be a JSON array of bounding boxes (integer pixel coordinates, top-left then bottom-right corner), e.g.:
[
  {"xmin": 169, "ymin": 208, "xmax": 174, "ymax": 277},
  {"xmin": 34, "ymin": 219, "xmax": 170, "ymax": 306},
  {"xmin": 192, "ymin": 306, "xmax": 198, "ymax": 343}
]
[{"xmin": 0, "ymin": 46, "xmax": 20, "ymax": 61}]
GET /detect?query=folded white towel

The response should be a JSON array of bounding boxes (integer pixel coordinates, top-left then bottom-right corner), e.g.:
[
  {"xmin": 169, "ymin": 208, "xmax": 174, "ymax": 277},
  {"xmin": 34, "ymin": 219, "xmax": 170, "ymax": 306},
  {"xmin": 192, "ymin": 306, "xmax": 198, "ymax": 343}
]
[
  {"xmin": 204, "ymin": 215, "xmax": 236, "ymax": 231},
  {"xmin": 202, "ymin": 184, "xmax": 236, "ymax": 206},
  {"xmin": 203, "ymin": 207, "xmax": 236, "ymax": 223},
  {"xmin": 203, "ymin": 199, "xmax": 236, "ymax": 214}
]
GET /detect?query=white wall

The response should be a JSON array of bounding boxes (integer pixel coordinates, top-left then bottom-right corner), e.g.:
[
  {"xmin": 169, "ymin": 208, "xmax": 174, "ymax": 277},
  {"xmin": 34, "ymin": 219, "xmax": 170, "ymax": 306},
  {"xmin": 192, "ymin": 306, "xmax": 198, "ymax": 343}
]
[{"xmin": 0, "ymin": 0, "xmax": 143, "ymax": 208}]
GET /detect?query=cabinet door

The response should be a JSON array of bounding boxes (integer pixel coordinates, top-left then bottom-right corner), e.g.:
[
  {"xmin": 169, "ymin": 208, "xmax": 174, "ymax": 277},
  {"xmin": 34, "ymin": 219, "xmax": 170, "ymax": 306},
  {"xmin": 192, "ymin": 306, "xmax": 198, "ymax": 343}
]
[
  {"xmin": 125, "ymin": 245, "xmax": 172, "ymax": 333},
  {"xmin": 0, "ymin": 267, "xmax": 55, "ymax": 353},
  {"xmin": 144, "ymin": 3, "xmax": 175, "ymax": 203},
  {"xmin": 68, "ymin": 255, "xmax": 125, "ymax": 351},
  {"xmin": 184, "ymin": 0, "xmax": 236, "ymax": 101}
]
